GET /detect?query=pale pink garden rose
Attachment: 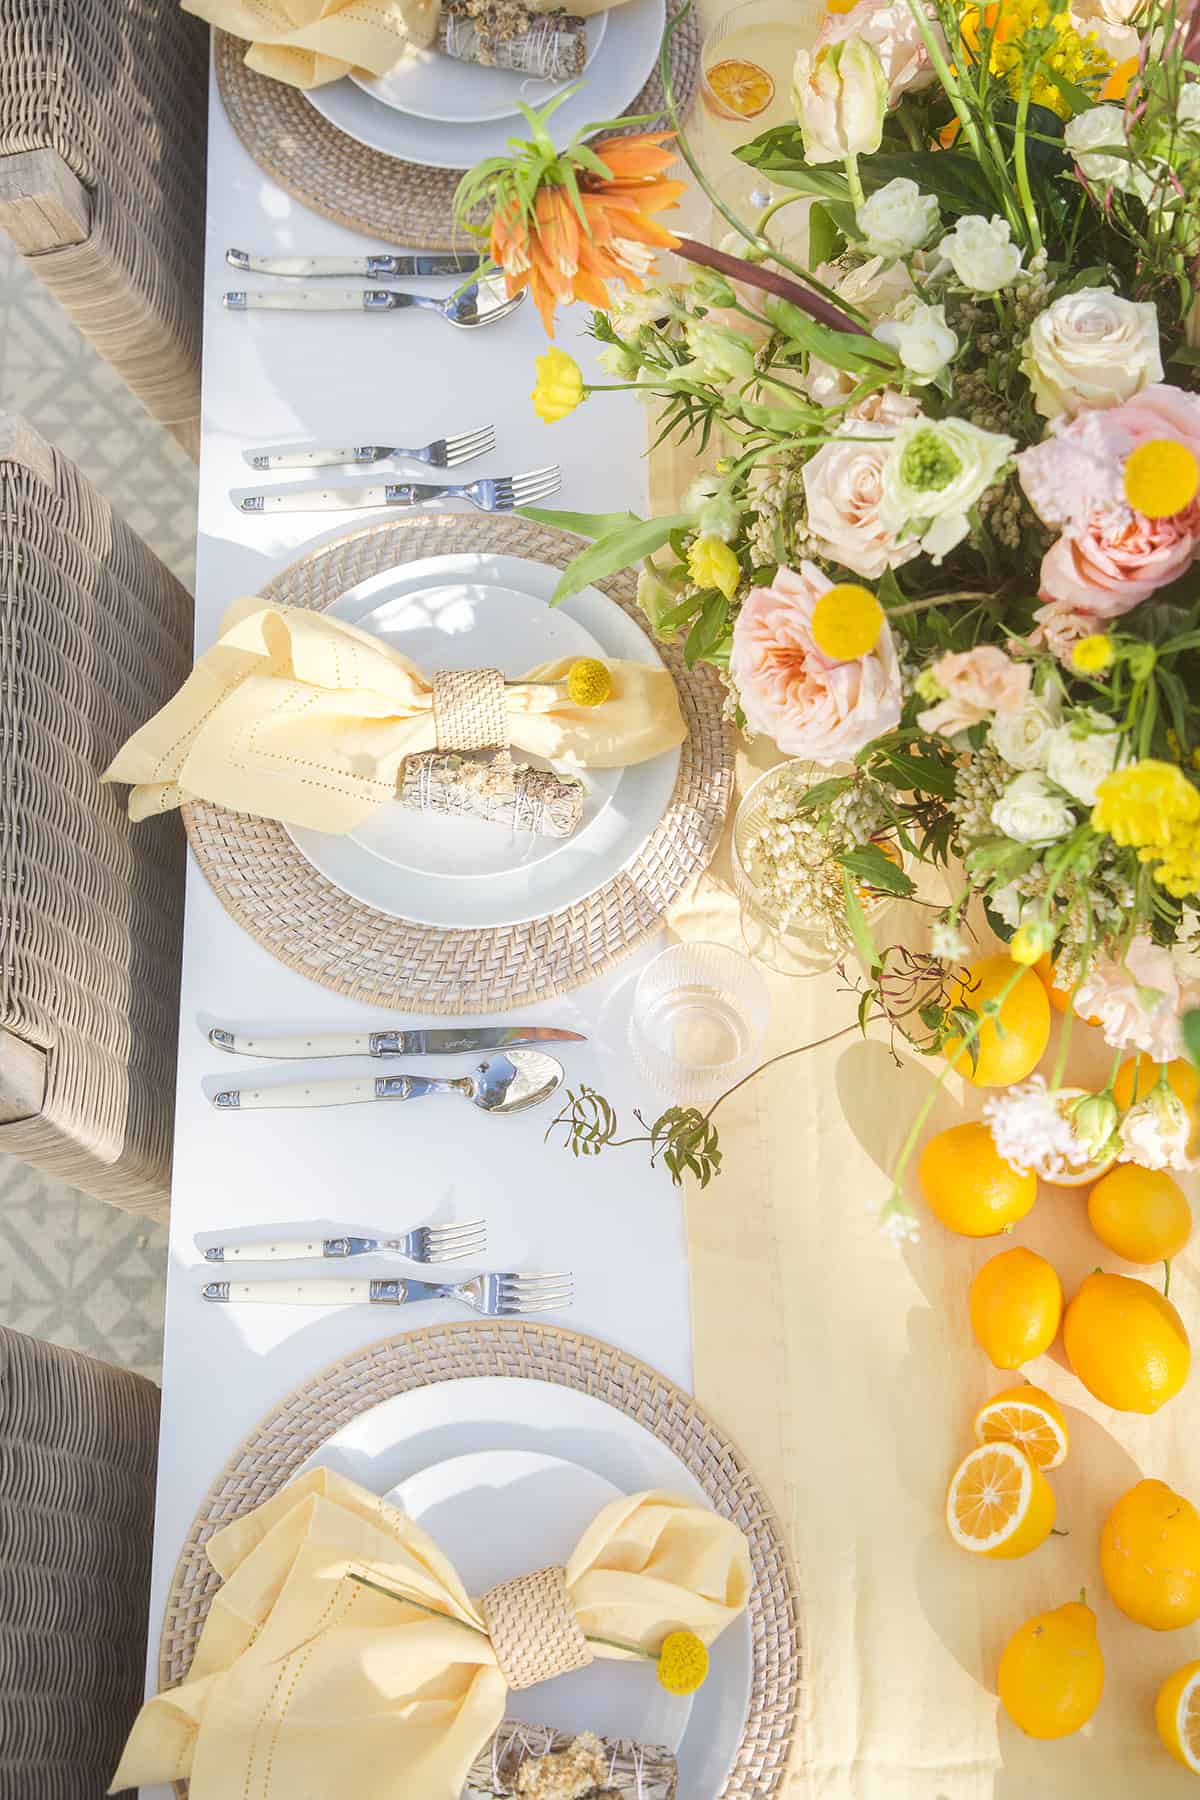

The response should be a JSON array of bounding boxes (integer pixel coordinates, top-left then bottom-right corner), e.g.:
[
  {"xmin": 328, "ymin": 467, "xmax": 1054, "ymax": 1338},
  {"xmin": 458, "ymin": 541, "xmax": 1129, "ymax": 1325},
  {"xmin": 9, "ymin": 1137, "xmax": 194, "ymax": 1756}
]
[
  {"xmin": 814, "ymin": 0, "xmax": 942, "ymax": 106},
  {"xmin": 802, "ymin": 403, "xmax": 922, "ymax": 580},
  {"xmin": 729, "ymin": 562, "xmax": 902, "ymax": 763},
  {"xmin": 1072, "ymin": 934, "xmax": 1198, "ymax": 1061},
  {"xmin": 1037, "ymin": 499, "xmax": 1200, "ymax": 612},
  {"xmin": 916, "ymin": 645, "xmax": 1031, "ymax": 737}
]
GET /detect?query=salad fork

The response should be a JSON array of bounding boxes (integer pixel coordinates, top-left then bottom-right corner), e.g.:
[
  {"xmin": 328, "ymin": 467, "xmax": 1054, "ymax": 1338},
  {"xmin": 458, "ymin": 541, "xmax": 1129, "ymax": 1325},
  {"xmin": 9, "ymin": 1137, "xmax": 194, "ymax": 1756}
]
[
  {"xmin": 247, "ymin": 426, "xmax": 496, "ymax": 474},
  {"xmin": 203, "ymin": 1218, "xmax": 487, "ymax": 1266},
  {"xmin": 202, "ymin": 1271, "xmax": 574, "ymax": 1315},
  {"xmin": 238, "ymin": 465, "xmax": 562, "ymax": 516}
]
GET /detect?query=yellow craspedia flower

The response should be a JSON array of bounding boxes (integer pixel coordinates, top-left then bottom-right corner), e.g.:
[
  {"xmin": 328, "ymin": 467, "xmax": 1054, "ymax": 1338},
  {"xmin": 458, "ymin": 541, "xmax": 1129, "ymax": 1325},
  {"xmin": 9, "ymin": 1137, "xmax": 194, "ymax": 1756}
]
[
  {"xmin": 657, "ymin": 1629, "xmax": 709, "ymax": 1695},
  {"xmin": 565, "ymin": 657, "xmax": 612, "ymax": 707},
  {"xmin": 532, "ymin": 346, "xmax": 584, "ymax": 424},
  {"xmin": 1072, "ymin": 634, "xmax": 1114, "ymax": 674},
  {"xmin": 1123, "ymin": 440, "xmax": 1200, "ymax": 519},
  {"xmin": 1092, "ymin": 760, "xmax": 1200, "ymax": 848},
  {"xmin": 688, "ymin": 534, "xmax": 741, "ymax": 601},
  {"xmin": 810, "ymin": 582, "xmax": 884, "ymax": 662}
]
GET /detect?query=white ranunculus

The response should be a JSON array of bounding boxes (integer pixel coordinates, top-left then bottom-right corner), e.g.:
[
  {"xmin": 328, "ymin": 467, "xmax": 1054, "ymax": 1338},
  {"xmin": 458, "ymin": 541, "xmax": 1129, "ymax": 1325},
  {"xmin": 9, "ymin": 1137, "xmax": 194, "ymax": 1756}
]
[
  {"xmin": 937, "ymin": 214, "xmax": 1023, "ymax": 293},
  {"xmin": 679, "ymin": 320, "xmax": 757, "ymax": 385},
  {"xmin": 792, "ymin": 37, "xmax": 887, "ymax": 165},
  {"xmin": 595, "ymin": 339, "xmax": 639, "ymax": 379},
  {"xmin": 802, "ymin": 418, "xmax": 922, "ymax": 579},
  {"xmin": 872, "ymin": 294, "xmax": 957, "ymax": 382},
  {"xmin": 880, "ymin": 416, "xmax": 1015, "ymax": 562},
  {"xmin": 990, "ymin": 688, "xmax": 1063, "ymax": 771},
  {"xmin": 1023, "ymin": 286, "xmax": 1163, "ymax": 419},
  {"xmin": 856, "ymin": 177, "xmax": 940, "ymax": 259},
  {"xmin": 991, "ymin": 771, "xmax": 1076, "ymax": 845},
  {"xmin": 1044, "ymin": 710, "xmax": 1123, "ymax": 804},
  {"xmin": 1063, "ymin": 105, "xmax": 1153, "ymax": 201}
]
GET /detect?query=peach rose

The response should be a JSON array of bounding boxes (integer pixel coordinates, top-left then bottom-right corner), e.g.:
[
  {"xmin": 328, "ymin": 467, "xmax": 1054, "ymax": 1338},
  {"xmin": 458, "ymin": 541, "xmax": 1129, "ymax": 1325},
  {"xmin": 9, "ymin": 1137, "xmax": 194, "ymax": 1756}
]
[
  {"xmin": 1038, "ymin": 499, "xmax": 1200, "ymax": 613},
  {"xmin": 730, "ymin": 562, "xmax": 902, "ymax": 762},
  {"xmin": 802, "ymin": 406, "xmax": 922, "ymax": 580},
  {"xmin": 916, "ymin": 645, "xmax": 1031, "ymax": 737}
]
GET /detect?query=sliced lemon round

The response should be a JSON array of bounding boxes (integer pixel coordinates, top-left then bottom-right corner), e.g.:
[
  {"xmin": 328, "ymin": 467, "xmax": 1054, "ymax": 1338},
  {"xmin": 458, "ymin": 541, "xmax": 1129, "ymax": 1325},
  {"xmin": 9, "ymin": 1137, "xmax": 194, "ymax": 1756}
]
[
  {"xmin": 946, "ymin": 1442, "xmax": 1056, "ymax": 1558},
  {"xmin": 704, "ymin": 57, "xmax": 776, "ymax": 120},
  {"xmin": 973, "ymin": 1385, "xmax": 1069, "ymax": 1471},
  {"xmin": 1156, "ymin": 1659, "xmax": 1200, "ymax": 1773}
]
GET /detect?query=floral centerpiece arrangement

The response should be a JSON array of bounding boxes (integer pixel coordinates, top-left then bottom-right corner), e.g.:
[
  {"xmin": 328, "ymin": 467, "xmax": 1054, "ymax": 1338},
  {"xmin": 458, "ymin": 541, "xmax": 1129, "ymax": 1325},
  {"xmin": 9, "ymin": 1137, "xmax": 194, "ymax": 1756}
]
[{"xmin": 455, "ymin": 0, "xmax": 1200, "ymax": 1225}]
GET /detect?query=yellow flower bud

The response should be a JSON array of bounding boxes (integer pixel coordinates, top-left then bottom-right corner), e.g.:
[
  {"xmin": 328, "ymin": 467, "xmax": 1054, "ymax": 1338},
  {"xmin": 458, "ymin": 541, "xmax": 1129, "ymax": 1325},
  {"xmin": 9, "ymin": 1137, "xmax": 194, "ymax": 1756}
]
[
  {"xmin": 687, "ymin": 534, "xmax": 741, "ymax": 601},
  {"xmin": 531, "ymin": 347, "xmax": 585, "ymax": 424},
  {"xmin": 1071, "ymin": 634, "xmax": 1114, "ymax": 674},
  {"xmin": 565, "ymin": 657, "xmax": 612, "ymax": 707},
  {"xmin": 1010, "ymin": 920, "xmax": 1052, "ymax": 966}
]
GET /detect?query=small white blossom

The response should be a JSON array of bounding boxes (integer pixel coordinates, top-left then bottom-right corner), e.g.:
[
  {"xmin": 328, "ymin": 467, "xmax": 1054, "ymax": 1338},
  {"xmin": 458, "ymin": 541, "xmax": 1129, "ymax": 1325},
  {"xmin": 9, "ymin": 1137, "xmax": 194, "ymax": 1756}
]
[
  {"xmin": 876, "ymin": 1195, "xmax": 921, "ymax": 1246},
  {"xmin": 989, "ymin": 688, "xmax": 1062, "ymax": 771},
  {"xmin": 931, "ymin": 920, "xmax": 969, "ymax": 962}
]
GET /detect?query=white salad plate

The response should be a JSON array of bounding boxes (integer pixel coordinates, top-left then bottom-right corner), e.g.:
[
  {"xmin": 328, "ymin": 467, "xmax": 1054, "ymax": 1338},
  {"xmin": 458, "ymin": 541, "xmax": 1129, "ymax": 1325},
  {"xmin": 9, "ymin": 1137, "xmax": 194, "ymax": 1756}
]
[
  {"xmin": 306, "ymin": 0, "xmax": 665, "ymax": 170},
  {"xmin": 349, "ymin": 12, "xmax": 608, "ymax": 124},
  {"xmin": 387, "ymin": 1447, "xmax": 692, "ymax": 1749},
  {"xmin": 299, "ymin": 1376, "xmax": 752, "ymax": 1796},
  {"xmin": 286, "ymin": 552, "xmax": 681, "ymax": 929}
]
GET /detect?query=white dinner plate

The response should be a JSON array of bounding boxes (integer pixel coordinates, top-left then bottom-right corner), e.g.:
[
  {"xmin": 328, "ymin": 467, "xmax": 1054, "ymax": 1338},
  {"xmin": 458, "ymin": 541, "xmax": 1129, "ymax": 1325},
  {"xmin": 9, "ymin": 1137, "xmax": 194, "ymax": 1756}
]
[
  {"xmin": 388, "ymin": 1447, "xmax": 692, "ymax": 1749},
  {"xmin": 306, "ymin": 0, "xmax": 665, "ymax": 170},
  {"xmin": 298, "ymin": 1376, "xmax": 753, "ymax": 1796},
  {"xmin": 350, "ymin": 12, "xmax": 608, "ymax": 124},
  {"xmin": 285, "ymin": 552, "xmax": 681, "ymax": 929}
]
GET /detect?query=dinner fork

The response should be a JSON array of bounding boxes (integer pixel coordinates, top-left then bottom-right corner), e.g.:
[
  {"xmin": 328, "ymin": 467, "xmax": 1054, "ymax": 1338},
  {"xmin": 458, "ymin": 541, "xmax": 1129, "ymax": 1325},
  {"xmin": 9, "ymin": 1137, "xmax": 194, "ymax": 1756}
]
[
  {"xmin": 203, "ymin": 1218, "xmax": 487, "ymax": 1266},
  {"xmin": 202, "ymin": 1271, "xmax": 574, "ymax": 1315},
  {"xmin": 246, "ymin": 426, "xmax": 496, "ymax": 474},
  {"xmin": 238, "ymin": 466, "xmax": 562, "ymax": 516}
]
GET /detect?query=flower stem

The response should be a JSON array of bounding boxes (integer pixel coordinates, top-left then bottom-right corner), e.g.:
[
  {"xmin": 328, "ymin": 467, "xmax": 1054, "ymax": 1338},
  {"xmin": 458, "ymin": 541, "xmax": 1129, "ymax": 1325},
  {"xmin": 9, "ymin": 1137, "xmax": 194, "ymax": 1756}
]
[
  {"xmin": 844, "ymin": 152, "xmax": 866, "ymax": 213},
  {"xmin": 1013, "ymin": 80, "xmax": 1044, "ymax": 255},
  {"xmin": 675, "ymin": 237, "xmax": 870, "ymax": 337}
]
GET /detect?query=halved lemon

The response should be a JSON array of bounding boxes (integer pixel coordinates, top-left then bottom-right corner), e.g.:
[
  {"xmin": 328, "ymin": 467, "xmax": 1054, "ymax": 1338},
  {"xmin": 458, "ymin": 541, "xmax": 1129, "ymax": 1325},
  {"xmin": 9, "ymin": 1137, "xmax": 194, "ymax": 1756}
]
[
  {"xmin": 704, "ymin": 58, "xmax": 776, "ymax": 120},
  {"xmin": 973, "ymin": 1385, "xmax": 1069, "ymax": 1471},
  {"xmin": 946, "ymin": 1442, "xmax": 1056, "ymax": 1557},
  {"xmin": 1155, "ymin": 1659, "xmax": 1200, "ymax": 1773}
]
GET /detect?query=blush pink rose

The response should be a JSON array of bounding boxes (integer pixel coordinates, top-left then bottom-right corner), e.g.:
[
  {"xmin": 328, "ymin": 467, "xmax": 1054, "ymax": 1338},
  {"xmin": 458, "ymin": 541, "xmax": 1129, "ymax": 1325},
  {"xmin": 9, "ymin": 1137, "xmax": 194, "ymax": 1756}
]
[
  {"xmin": 816, "ymin": 0, "xmax": 942, "ymax": 105},
  {"xmin": 802, "ymin": 408, "xmax": 922, "ymax": 580},
  {"xmin": 1038, "ymin": 499, "xmax": 1200, "ymax": 612},
  {"xmin": 730, "ymin": 562, "xmax": 902, "ymax": 762},
  {"xmin": 916, "ymin": 645, "xmax": 1031, "ymax": 737}
]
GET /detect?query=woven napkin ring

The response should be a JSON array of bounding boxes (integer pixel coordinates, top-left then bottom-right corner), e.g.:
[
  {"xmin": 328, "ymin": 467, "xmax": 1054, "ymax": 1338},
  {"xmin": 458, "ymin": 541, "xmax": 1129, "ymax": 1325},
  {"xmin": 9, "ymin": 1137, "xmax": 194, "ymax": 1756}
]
[
  {"xmin": 432, "ymin": 667, "xmax": 508, "ymax": 753},
  {"xmin": 479, "ymin": 1565, "xmax": 594, "ymax": 1690}
]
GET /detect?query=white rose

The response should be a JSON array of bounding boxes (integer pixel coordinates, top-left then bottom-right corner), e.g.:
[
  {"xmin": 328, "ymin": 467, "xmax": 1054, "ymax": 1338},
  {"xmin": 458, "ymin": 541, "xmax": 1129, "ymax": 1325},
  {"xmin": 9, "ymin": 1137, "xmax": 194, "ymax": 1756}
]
[
  {"xmin": 1179, "ymin": 83, "xmax": 1200, "ymax": 129},
  {"xmin": 1044, "ymin": 709, "xmax": 1123, "ymax": 804},
  {"xmin": 880, "ymin": 416, "xmax": 1015, "ymax": 561},
  {"xmin": 873, "ymin": 294, "xmax": 958, "ymax": 382},
  {"xmin": 937, "ymin": 214, "xmax": 1023, "ymax": 293},
  {"xmin": 990, "ymin": 771, "xmax": 1076, "ymax": 845},
  {"xmin": 856, "ymin": 177, "xmax": 940, "ymax": 258},
  {"xmin": 802, "ymin": 419, "xmax": 922, "ymax": 579},
  {"xmin": 990, "ymin": 688, "xmax": 1062, "ymax": 770},
  {"xmin": 1063, "ymin": 105, "xmax": 1153, "ymax": 201},
  {"xmin": 1023, "ymin": 287, "xmax": 1163, "ymax": 419}
]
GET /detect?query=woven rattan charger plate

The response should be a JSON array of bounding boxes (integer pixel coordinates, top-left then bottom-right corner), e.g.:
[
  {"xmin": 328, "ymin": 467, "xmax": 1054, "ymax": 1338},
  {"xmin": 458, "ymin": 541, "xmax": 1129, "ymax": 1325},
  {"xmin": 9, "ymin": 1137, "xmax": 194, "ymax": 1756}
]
[
  {"xmin": 159, "ymin": 1321, "xmax": 803, "ymax": 1797},
  {"xmin": 183, "ymin": 513, "xmax": 732, "ymax": 1013},
  {"xmin": 213, "ymin": 11, "xmax": 701, "ymax": 250}
]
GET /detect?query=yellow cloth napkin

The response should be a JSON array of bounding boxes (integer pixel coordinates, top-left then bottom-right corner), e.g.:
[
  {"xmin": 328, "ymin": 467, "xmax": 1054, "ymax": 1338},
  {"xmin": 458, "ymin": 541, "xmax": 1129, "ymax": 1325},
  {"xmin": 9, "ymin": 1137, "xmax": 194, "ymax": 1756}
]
[
  {"xmin": 111, "ymin": 1468, "xmax": 751, "ymax": 1798},
  {"xmin": 104, "ymin": 598, "xmax": 686, "ymax": 833}
]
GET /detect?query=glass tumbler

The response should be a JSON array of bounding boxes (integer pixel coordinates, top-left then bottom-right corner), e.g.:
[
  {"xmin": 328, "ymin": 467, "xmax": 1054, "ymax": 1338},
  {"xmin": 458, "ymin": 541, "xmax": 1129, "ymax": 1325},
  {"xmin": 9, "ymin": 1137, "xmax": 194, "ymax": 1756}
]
[{"xmin": 628, "ymin": 941, "xmax": 771, "ymax": 1106}]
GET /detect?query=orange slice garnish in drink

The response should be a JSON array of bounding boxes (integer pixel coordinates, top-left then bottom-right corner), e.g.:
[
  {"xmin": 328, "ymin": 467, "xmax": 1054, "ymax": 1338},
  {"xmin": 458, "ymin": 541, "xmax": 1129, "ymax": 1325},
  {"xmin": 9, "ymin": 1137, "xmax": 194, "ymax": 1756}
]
[{"xmin": 704, "ymin": 58, "xmax": 775, "ymax": 120}]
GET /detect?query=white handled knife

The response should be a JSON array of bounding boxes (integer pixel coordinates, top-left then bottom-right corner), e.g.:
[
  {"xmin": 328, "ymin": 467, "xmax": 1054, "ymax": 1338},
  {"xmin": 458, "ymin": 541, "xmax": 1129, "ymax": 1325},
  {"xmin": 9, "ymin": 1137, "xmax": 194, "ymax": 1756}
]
[
  {"xmin": 208, "ymin": 1025, "xmax": 585, "ymax": 1058},
  {"xmin": 226, "ymin": 249, "xmax": 481, "ymax": 278}
]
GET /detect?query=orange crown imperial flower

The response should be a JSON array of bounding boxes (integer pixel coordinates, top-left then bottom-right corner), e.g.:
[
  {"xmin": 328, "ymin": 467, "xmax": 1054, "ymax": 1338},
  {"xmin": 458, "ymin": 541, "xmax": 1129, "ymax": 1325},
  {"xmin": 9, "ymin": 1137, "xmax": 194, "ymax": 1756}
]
[{"xmin": 456, "ymin": 105, "xmax": 684, "ymax": 335}]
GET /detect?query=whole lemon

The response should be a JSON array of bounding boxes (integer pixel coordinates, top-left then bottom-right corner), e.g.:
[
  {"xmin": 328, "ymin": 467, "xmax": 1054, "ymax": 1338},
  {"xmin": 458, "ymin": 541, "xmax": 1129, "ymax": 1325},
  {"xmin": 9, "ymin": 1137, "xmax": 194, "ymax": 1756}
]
[
  {"xmin": 942, "ymin": 954, "xmax": 1051, "ymax": 1088},
  {"xmin": 1087, "ymin": 1165, "xmax": 1192, "ymax": 1265},
  {"xmin": 1155, "ymin": 1658, "xmax": 1200, "ymax": 1771},
  {"xmin": 969, "ymin": 1248, "xmax": 1063, "ymax": 1370},
  {"xmin": 998, "ymin": 1599, "xmax": 1104, "ymax": 1738},
  {"xmin": 1112, "ymin": 1054, "xmax": 1199, "ymax": 1114},
  {"xmin": 918, "ymin": 1122, "xmax": 1036, "ymax": 1237},
  {"xmin": 1063, "ymin": 1272, "xmax": 1190, "ymax": 1413},
  {"xmin": 1101, "ymin": 1480, "xmax": 1200, "ymax": 1629}
]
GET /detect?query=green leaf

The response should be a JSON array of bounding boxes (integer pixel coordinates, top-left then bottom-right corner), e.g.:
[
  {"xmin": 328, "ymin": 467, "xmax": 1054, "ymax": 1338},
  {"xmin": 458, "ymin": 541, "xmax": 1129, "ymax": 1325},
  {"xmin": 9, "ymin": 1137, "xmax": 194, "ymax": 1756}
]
[
  {"xmin": 763, "ymin": 296, "xmax": 896, "ymax": 373},
  {"xmin": 838, "ymin": 844, "xmax": 916, "ymax": 898},
  {"xmin": 544, "ymin": 513, "xmax": 692, "ymax": 603},
  {"xmin": 684, "ymin": 593, "xmax": 731, "ymax": 666},
  {"xmin": 843, "ymin": 872, "xmax": 881, "ymax": 976},
  {"xmin": 806, "ymin": 201, "xmax": 845, "ymax": 269},
  {"xmin": 793, "ymin": 775, "xmax": 853, "ymax": 811},
  {"xmin": 1183, "ymin": 1007, "xmax": 1200, "ymax": 1071},
  {"xmin": 1168, "ymin": 344, "xmax": 1200, "ymax": 368},
  {"xmin": 521, "ymin": 506, "xmax": 644, "ymax": 537},
  {"xmin": 859, "ymin": 150, "xmax": 995, "ymax": 216},
  {"xmin": 1030, "ymin": 65, "xmax": 1091, "ymax": 118},
  {"xmin": 875, "ymin": 748, "xmax": 958, "ymax": 799}
]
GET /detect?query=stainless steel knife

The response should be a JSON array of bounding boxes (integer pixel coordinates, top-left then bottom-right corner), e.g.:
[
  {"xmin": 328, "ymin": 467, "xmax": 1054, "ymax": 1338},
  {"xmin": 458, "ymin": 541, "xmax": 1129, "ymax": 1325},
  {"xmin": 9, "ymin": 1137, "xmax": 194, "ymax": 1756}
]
[
  {"xmin": 207, "ymin": 1025, "xmax": 585, "ymax": 1059},
  {"xmin": 226, "ymin": 248, "xmax": 481, "ymax": 278}
]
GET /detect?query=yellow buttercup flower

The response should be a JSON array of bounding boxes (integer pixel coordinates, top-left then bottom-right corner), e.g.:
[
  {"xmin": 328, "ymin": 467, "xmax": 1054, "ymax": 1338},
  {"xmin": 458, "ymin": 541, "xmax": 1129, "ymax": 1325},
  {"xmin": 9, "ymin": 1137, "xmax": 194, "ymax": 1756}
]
[
  {"xmin": 1123, "ymin": 440, "xmax": 1200, "ymax": 519},
  {"xmin": 810, "ymin": 582, "xmax": 884, "ymax": 662},
  {"xmin": 657, "ymin": 1629, "xmax": 709, "ymax": 1695},
  {"xmin": 688, "ymin": 534, "xmax": 741, "ymax": 601},
  {"xmin": 565, "ymin": 657, "xmax": 612, "ymax": 706},
  {"xmin": 532, "ymin": 347, "xmax": 584, "ymax": 423},
  {"xmin": 1072, "ymin": 634, "xmax": 1114, "ymax": 674},
  {"xmin": 1092, "ymin": 760, "xmax": 1200, "ymax": 848}
]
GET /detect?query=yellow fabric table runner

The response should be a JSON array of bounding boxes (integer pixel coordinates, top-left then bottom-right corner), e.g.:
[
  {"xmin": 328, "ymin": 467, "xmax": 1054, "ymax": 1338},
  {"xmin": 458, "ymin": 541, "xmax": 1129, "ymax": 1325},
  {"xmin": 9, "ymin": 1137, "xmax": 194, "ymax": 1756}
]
[{"xmin": 654, "ymin": 19, "xmax": 1200, "ymax": 1789}]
